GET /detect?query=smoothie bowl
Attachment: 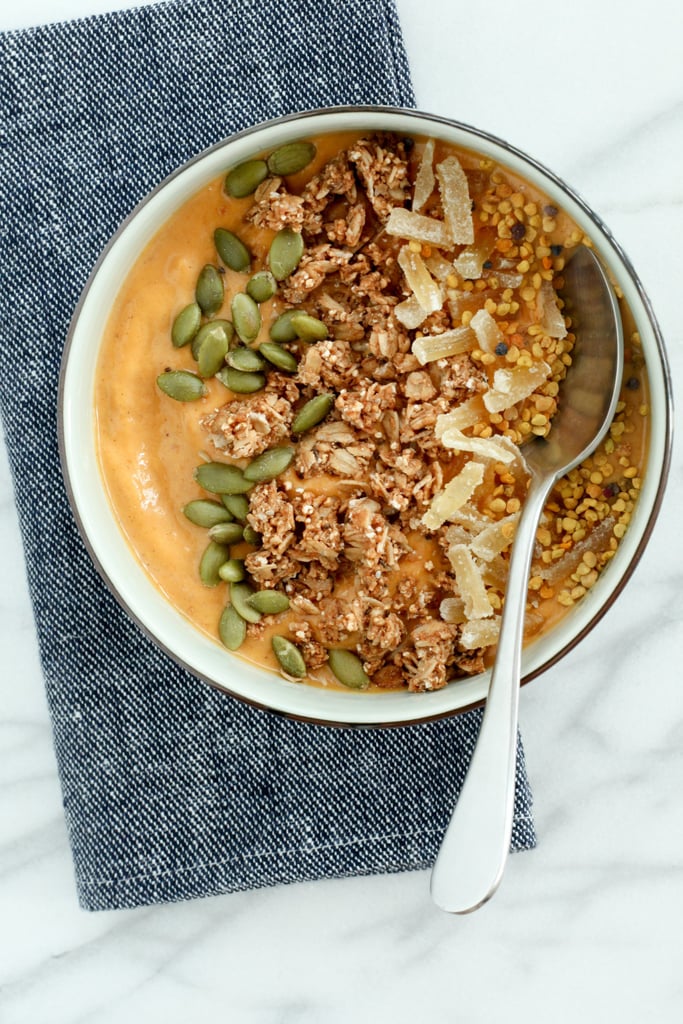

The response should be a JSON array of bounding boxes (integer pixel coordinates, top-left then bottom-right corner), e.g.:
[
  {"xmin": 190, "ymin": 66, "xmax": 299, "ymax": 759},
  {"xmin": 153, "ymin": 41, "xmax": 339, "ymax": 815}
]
[{"xmin": 58, "ymin": 106, "xmax": 672, "ymax": 726}]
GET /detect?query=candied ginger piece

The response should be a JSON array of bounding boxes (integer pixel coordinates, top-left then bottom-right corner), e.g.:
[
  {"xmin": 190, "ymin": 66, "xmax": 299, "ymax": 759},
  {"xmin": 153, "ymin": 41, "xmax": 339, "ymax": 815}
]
[
  {"xmin": 398, "ymin": 246, "xmax": 443, "ymax": 313},
  {"xmin": 436, "ymin": 156, "xmax": 474, "ymax": 245},
  {"xmin": 538, "ymin": 280, "xmax": 568, "ymax": 339},
  {"xmin": 447, "ymin": 503, "xmax": 490, "ymax": 535},
  {"xmin": 460, "ymin": 617, "xmax": 501, "ymax": 649},
  {"xmin": 421, "ymin": 461, "xmax": 485, "ymax": 531},
  {"xmin": 489, "ymin": 269, "xmax": 523, "ymax": 289},
  {"xmin": 385, "ymin": 207, "xmax": 452, "ymax": 248},
  {"xmin": 447, "ymin": 543, "xmax": 492, "ymax": 619},
  {"xmin": 470, "ymin": 308, "xmax": 504, "ymax": 354},
  {"xmin": 424, "ymin": 252, "xmax": 456, "ymax": 281},
  {"xmin": 537, "ymin": 516, "xmax": 615, "ymax": 585},
  {"xmin": 412, "ymin": 325, "xmax": 474, "ymax": 365},
  {"xmin": 440, "ymin": 427, "xmax": 517, "ymax": 464},
  {"xmin": 413, "ymin": 138, "xmax": 435, "ymax": 212},
  {"xmin": 483, "ymin": 361, "xmax": 551, "ymax": 413},
  {"xmin": 439, "ymin": 596, "xmax": 466, "ymax": 624},
  {"xmin": 479, "ymin": 554, "xmax": 509, "ymax": 590},
  {"xmin": 470, "ymin": 513, "xmax": 519, "ymax": 561},
  {"xmin": 394, "ymin": 293, "xmax": 429, "ymax": 329},
  {"xmin": 441, "ymin": 523, "xmax": 472, "ymax": 548},
  {"xmin": 435, "ymin": 395, "xmax": 486, "ymax": 438},
  {"xmin": 454, "ymin": 237, "xmax": 494, "ymax": 280},
  {"xmin": 447, "ymin": 289, "xmax": 471, "ymax": 321}
]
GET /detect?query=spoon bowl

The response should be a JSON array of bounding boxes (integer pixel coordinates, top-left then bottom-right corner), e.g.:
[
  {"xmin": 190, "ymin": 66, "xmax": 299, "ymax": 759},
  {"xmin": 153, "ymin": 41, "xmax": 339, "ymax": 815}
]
[
  {"xmin": 527, "ymin": 247, "xmax": 625, "ymax": 478},
  {"xmin": 430, "ymin": 246, "xmax": 624, "ymax": 914}
]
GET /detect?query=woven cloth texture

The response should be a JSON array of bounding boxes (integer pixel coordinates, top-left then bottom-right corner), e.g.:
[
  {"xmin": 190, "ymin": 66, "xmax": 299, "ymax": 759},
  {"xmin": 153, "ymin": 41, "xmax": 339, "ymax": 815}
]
[{"xmin": 0, "ymin": 0, "xmax": 535, "ymax": 911}]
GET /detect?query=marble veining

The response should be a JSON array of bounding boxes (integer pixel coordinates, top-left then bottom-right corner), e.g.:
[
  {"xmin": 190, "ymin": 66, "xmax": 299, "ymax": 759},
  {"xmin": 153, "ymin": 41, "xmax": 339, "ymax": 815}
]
[{"xmin": 1, "ymin": 1, "xmax": 682, "ymax": 1021}]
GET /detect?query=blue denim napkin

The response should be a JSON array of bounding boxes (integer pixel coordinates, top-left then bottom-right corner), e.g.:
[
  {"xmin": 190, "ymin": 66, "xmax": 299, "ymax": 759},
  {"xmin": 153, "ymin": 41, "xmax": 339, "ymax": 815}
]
[{"xmin": 0, "ymin": 0, "xmax": 535, "ymax": 910}]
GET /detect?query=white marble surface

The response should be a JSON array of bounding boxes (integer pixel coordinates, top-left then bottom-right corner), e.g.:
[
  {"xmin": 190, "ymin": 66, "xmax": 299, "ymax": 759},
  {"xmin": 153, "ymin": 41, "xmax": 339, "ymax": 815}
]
[{"xmin": 1, "ymin": 1, "xmax": 682, "ymax": 1020}]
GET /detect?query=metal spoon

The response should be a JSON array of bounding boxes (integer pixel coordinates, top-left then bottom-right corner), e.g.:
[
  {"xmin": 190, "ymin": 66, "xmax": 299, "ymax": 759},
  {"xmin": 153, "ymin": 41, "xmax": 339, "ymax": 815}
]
[{"xmin": 430, "ymin": 246, "xmax": 624, "ymax": 914}]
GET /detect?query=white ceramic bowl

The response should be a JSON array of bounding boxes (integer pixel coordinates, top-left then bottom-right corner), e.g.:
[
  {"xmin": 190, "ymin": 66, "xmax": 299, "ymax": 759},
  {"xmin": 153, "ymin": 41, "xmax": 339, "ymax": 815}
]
[{"xmin": 58, "ymin": 106, "xmax": 673, "ymax": 727}]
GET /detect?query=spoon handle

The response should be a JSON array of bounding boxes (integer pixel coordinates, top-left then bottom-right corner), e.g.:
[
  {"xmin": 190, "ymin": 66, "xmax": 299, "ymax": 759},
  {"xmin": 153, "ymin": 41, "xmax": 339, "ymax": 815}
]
[{"xmin": 430, "ymin": 473, "xmax": 553, "ymax": 914}]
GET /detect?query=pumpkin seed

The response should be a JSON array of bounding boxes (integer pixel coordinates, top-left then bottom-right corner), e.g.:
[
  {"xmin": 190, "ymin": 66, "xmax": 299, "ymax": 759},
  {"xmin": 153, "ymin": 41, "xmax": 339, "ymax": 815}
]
[
  {"xmin": 231, "ymin": 292, "xmax": 262, "ymax": 343},
  {"xmin": 218, "ymin": 558, "xmax": 246, "ymax": 583},
  {"xmin": 292, "ymin": 393, "xmax": 334, "ymax": 433},
  {"xmin": 196, "ymin": 324, "xmax": 229, "ymax": 378},
  {"xmin": 242, "ymin": 525, "xmax": 261, "ymax": 545},
  {"xmin": 214, "ymin": 227, "xmax": 251, "ymax": 272},
  {"xmin": 247, "ymin": 590, "xmax": 290, "ymax": 615},
  {"xmin": 195, "ymin": 264, "xmax": 224, "ymax": 316},
  {"xmin": 156, "ymin": 370, "xmax": 207, "ymax": 402},
  {"xmin": 268, "ymin": 227, "xmax": 304, "ymax": 281},
  {"xmin": 216, "ymin": 366, "xmax": 266, "ymax": 394},
  {"xmin": 222, "ymin": 493, "xmax": 249, "ymax": 522},
  {"xmin": 191, "ymin": 319, "xmax": 234, "ymax": 361},
  {"xmin": 269, "ymin": 308, "xmax": 301, "ymax": 342},
  {"xmin": 183, "ymin": 499, "xmax": 233, "ymax": 527},
  {"xmin": 291, "ymin": 312, "xmax": 328, "ymax": 342},
  {"xmin": 199, "ymin": 540, "xmax": 230, "ymax": 587},
  {"xmin": 259, "ymin": 341, "xmax": 299, "ymax": 372},
  {"xmin": 225, "ymin": 158, "xmax": 268, "ymax": 198},
  {"xmin": 208, "ymin": 521, "xmax": 244, "ymax": 544},
  {"xmin": 246, "ymin": 270, "xmax": 278, "ymax": 304},
  {"xmin": 327, "ymin": 648, "xmax": 370, "ymax": 689},
  {"xmin": 244, "ymin": 446, "xmax": 295, "ymax": 482},
  {"xmin": 230, "ymin": 582, "xmax": 262, "ymax": 623},
  {"xmin": 195, "ymin": 462, "xmax": 253, "ymax": 494},
  {"xmin": 272, "ymin": 636, "xmax": 306, "ymax": 679},
  {"xmin": 267, "ymin": 141, "xmax": 316, "ymax": 177},
  {"xmin": 226, "ymin": 346, "xmax": 266, "ymax": 372},
  {"xmin": 171, "ymin": 302, "xmax": 201, "ymax": 348},
  {"xmin": 219, "ymin": 604, "xmax": 247, "ymax": 651}
]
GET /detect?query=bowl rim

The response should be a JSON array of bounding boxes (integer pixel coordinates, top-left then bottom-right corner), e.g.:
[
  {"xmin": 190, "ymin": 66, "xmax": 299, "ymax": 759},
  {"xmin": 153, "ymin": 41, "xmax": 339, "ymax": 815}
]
[{"xmin": 57, "ymin": 103, "xmax": 674, "ymax": 728}]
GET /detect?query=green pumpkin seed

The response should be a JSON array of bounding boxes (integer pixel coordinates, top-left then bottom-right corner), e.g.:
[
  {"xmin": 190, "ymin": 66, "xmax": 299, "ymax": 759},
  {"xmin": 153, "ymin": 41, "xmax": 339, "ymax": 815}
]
[
  {"xmin": 242, "ymin": 525, "xmax": 261, "ymax": 545},
  {"xmin": 231, "ymin": 292, "xmax": 262, "ymax": 343},
  {"xmin": 191, "ymin": 319, "xmax": 234, "ymax": 361},
  {"xmin": 269, "ymin": 308, "xmax": 301, "ymax": 342},
  {"xmin": 267, "ymin": 141, "xmax": 316, "ymax": 177},
  {"xmin": 247, "ymin": 590, "xmax": 290, "ymax": 615},
  {"xmin": 327, "ymin": 648, "xmax": 370, "ymax": 689},
  {"xmin": 268, "ymin": 227, "xmax": 304, "ymax": 281},
  {"xmin": 171, "ymin": 302, "xmax": 201, "ymax": 348},
  {"xmin": 292, "ymin": 393, "xmax": 335, "ymax": 433},
  {"xmin": 195, "ymin": 462, "xmax": 253, "ymax": 494},
  {"xmin": 225, "ymin": 158, "xmax": 268, "ymax": 198},
  {"xmin": 221, "ymin": 493, "xmax": 250, "ymax": 522},
  {"xmin": 199, "ymin": 540, "xmax": 231, "ymax": 587},
  {"xmin": 195, "ymin": 264, "xmax": 224, "ymax": 316},
  {"xmin": 230, "ymin": 582, "xmax": 262, "ymax": 623},
  {"xmin": 246, "ymin": 270, "xmax": 278, "ymax": 304},
  {"xmin": 196, "ymin": 324, "xmax": 229, "ymax": 378},
  {"xmin": 272, "ymin": 636, "xmax": 306, "ymax": 679},
  {"xmin": 218, "ymin": 558, "xmax": 246, "ymax": 583},
  {"xmin": 226, "ymin": 346, "xmax": 266, "ymax": 372},
  {"xmin": 219, "ymin": 604, "xmax": 247, "ymax": 651},
  {"xmin": 259, "ymin": 341, "xmax": 299, "ymax": 372},
  {"xmin": 214, "ymin": 228, "xmax": 251, "ymax": 272},
  {"xmin": 216, "ymin": 366, "xmax": 266, "ymax": 394},
  {"xmin": 244, "ymin": 446, "xmax": 295, "ymax": 482},
  {"xmin": 183, "ymin": 499, "xmax": 233, "ymax": 527},
  {"xmin": 157, "ymin": 370, "xmax": 207, "ymax": 402},
  {"xmin": 291, "ymin": 312, "xmax": 328, "ymax": 342},
  {"xmin": 208, "ymin": 521, "xmax": 245, "ymax": 544}
]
